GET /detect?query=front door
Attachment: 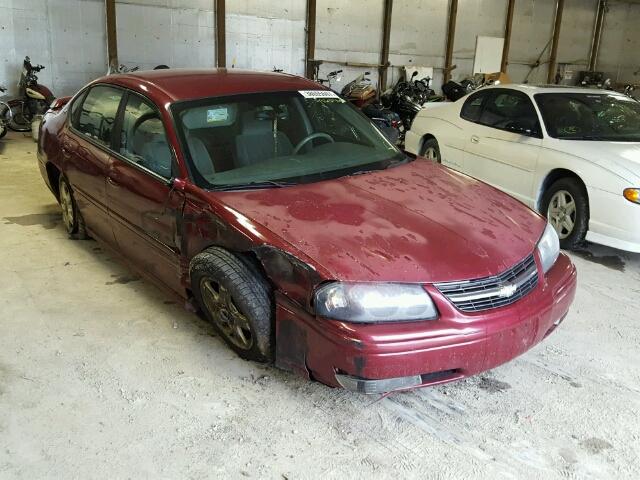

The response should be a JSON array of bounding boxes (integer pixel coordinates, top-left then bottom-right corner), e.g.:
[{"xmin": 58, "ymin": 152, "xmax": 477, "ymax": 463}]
[
  {"xmin": 106, "ymin": 92, "xmax": 184, "ymax": 294},
  {"xmin": 463, "ymin": 89, "xmax": 542, "ymax": 207}
]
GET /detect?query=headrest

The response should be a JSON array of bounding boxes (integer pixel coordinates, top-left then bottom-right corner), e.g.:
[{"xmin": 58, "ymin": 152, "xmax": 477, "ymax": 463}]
[
  {"xmin": 181, "ymin": 104, "xmax": 238, "ymax": 130},
  {"xmin": 241, "ymin": 110, "xmax": 272, "ymax": 135}
]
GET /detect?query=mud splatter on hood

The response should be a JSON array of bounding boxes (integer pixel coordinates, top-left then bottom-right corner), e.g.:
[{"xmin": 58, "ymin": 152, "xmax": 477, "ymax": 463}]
[{"xmin": 213, "ymin": 160, "xmax": 546, "ymax": 283}]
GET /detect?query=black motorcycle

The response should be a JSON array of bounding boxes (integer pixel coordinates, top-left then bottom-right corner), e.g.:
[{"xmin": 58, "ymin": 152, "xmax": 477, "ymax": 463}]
[{"xmin": 382, "ymin": 72, "xmax": 437, "ymax": 136}]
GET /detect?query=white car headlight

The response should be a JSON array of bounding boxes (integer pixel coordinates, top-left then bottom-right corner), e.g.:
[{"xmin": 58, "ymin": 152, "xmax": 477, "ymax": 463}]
[
  {"xmin": 537, "ymin": 222, "xmax": 560, "ymax": 274},
  {"xmin": 314, "ymin": 282, "xmax": 438, "ymax": 323}
]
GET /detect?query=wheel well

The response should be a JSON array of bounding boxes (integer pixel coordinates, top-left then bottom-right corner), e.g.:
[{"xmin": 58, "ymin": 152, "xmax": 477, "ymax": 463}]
[
  {"xmin": 537, "ymin": 168, "xmax": 589, "ymax": 213},
  {"xmin": 419, "ymin": 134, "xmax": 436, "ymax": 155},
  {"xmin": 46, "ymin": 163, "xmax": 61, "ymax": 201}
]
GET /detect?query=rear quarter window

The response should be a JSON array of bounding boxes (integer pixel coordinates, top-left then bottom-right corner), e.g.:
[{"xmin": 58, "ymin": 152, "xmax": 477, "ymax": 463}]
[{"xmin": 460, "ymin": 91, "xmax": 488, "ymax": 122}]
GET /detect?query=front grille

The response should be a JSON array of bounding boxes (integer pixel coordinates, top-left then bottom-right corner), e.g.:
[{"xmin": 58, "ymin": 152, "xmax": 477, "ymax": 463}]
[{"xmin": 434, "ymin": 254, "xmax": 539, "ymax": 313}]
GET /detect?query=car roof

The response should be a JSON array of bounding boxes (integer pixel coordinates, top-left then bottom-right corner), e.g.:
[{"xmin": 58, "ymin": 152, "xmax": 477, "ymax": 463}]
[
  {"xmin": 486, "ymin": 83, "xmax": 624, "ymax": 96},
  {"xmin": 95, "ymin": 68, "xmax": 322, "ymax": 104}
]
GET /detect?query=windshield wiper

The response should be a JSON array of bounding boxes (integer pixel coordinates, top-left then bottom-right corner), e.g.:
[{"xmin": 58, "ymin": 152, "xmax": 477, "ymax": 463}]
[
  {"xmin": 211, "ymin": 180, "xmax": 297, "ymax": 191},
  {"xmin": 343, "ymin": 155, "xmax": 412, "ymax": 178}
]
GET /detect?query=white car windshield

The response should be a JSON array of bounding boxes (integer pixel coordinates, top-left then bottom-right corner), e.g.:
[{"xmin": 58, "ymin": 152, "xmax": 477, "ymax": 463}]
[
  {"xmin": 535, "ymin": 93, "xmax": 640, "ymax": 142},
  {"xmin": 172, "ymin": 91, "xmax": 405, "ymax": 190}
]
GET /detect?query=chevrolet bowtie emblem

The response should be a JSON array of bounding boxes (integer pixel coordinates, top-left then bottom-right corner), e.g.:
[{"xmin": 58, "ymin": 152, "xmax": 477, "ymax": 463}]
[{"xmin": 497, "ymin": 283, "xmax": 518, "ymax": 298}]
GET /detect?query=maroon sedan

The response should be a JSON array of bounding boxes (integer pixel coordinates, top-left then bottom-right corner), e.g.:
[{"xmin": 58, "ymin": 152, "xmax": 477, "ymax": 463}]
[{"xmin": 38, "ymin": 70, "xmax": 577, "ymax": 394}]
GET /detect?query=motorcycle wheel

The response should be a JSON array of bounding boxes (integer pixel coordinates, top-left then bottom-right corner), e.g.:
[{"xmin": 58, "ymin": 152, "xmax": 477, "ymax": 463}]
[
  {"xmin": 8, "ymin": 102, "xmax": 32, "ymax": 132},
  {"xmin": 0, "ymin": 122, "xmax": 7, "ymax": 139}
]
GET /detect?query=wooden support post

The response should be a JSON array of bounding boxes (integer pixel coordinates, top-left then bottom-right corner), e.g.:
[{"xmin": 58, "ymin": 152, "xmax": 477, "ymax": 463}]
[
  {"xmin": 305, "ymin": 0, "xmax": 317, "ymax": 79},
  {"xmin": 106, "ymin": 0, "xmax": 118, "ymax": 71},
  {"xmin": 547, "ymin": 0, "xmax": 565, "ymax": 84},
  {"xmin": 501, "ymin": 0, "xmax": 515, "ymax": 74},
  {"xmin": 588, "ymin": 0, "xmax": 607, "ymax": 71},
  {"xmin": 379, "ymin": 0, "xmax": 393, "ymax": 91},
  {"xmin": 444, "ymin": 0, "xmax": 458, "ymax": 83},
  {"xmin": 215, "ymin": 0, "xmax": 226, "ymax": 68}
]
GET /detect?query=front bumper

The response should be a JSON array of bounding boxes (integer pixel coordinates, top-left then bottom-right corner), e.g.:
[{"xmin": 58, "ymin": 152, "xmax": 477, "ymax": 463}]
[{"xmin": 274, "ymin": 253, "xmax": 577, "ymax": 394}]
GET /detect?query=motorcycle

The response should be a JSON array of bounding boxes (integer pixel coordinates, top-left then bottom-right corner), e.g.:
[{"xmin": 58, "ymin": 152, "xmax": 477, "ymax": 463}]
[
  {"xmin": 382, "ymin": 71, "xmax": 439, "ymax": 137},
  {"xmin": 0, "ymin": 86, "xmax": 9, "ymax": 139},
  {"xmin": 340, "ymin": 72, "xmax": 402, "ymax": 145},
  {"xmin": 1, "ymin": 57, "xmax": 55, "ymax": 132}
]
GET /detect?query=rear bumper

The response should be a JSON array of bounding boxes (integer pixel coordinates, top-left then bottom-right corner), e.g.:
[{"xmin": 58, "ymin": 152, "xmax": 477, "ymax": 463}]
[{"xmin": 274, "ymin": 253, "xmax": 577, "ymax": 393}]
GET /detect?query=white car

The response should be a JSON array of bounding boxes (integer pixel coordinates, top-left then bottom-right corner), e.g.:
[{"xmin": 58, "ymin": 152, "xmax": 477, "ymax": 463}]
[{"xmin": 405, "ymin": 85, "xmax": 640, "ymax": 252}]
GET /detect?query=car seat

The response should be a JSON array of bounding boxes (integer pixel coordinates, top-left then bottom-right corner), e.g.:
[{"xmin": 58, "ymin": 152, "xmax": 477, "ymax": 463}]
[{"xmin": 235, "ymin": 111, "xmax": 293, "ymax": 166}]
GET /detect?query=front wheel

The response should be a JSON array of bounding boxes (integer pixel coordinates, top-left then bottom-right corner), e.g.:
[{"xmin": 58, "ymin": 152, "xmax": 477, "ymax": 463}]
[
  {"xmin": 541, "ymin": 178, "xmax": 589, "ymax": 250},
  {"xmin": 191, "ymin": 248, "xmax": 273, "ymax": 362},
  {"xmin": 421, "ymin": 138, "xmax": 441, "ymax": 163}
]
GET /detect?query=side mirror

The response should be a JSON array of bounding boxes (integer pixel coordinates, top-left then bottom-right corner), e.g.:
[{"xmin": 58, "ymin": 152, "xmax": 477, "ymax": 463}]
[
  {"xmin": 49, "ymin": 96, "xmax": 71, "ymax": 111},
  {"xmin": 170, "ymin": 177, "xmax": 187, "ymax": 191}
]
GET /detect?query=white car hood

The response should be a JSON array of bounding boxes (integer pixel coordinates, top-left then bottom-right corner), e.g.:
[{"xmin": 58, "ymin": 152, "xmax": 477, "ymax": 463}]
[{"xmin": 549, "ymin": 140, "xmax": 640, "ymax": 184}]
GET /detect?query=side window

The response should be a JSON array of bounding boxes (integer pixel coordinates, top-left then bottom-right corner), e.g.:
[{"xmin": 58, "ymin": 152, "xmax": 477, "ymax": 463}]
[
  {"xmin": 119, "ymin": 94, "xmax": 173, "ymax": 179},
  {"xmin": 478, "ymin": 90, "xmax": 540, "ymax": 135},
  {"xmin": 460, "ymin": 92, "xmax": 488, "ymax": 122},
  {"xmin": 76, "ymin": 86, "xmax": 123, "ymax": 147},
  {"xmin": 69, "ymin": 90, "xmax": 87, "ymax": 127}
]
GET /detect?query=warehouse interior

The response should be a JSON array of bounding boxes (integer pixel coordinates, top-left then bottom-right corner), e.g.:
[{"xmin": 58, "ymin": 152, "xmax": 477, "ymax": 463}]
[{"xmin": 1, "ymin": 1, "xmax": 640, "ymax": 479}]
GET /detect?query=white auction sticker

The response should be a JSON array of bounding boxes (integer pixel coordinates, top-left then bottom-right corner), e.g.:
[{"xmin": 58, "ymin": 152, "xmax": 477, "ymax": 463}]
[{"xmin": 299, "ymin": 90, "xmax": 342, "ymax": 100}]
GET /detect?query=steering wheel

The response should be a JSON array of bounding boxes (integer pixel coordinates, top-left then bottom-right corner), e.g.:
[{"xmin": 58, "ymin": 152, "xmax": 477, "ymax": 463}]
[{"xmin": 293, "ymin": 132, "xmax": 334, "ymax": 155}]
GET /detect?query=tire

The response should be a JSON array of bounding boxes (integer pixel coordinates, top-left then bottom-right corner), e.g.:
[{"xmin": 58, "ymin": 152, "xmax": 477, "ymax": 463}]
[
  {"xmin": 0, "ymin": 122, "xmax": 6, "ymax": 139},
  {"xmin": 541, "ymin": 178, "xmax": 589, "ymax": 250},
  {"xmin": 58, "ymin": 176, "xmax": 89, "ymax": 239},
  {"xmin": 421, "ymin": 138, "xmax": 441, "ymax": 163},
  {"xmin": 191, "ymin": 247, "xmax": 273, "ymax": 362},
  {"xmin": 8, "ymin": 102, "xmax": 32, "ymax": 132}
]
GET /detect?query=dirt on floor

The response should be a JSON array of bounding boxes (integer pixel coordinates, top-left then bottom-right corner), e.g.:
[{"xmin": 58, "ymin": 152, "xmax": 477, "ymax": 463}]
[{"xmin": 1, "ymin": 131, "xmax": 639, "ymax": 479}]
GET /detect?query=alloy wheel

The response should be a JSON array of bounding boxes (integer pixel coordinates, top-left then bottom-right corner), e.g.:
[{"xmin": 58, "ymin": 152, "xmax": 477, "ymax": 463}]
[
  {"xmin": 547, "ymin": 190, "xmax": 576, "ymax": 240},
  {"xmin": 59, "ymin": 182, "xmax": 75, "ymax": 232},
  {"xmin": 200, "ymin": 278, "xmax": 253, "ymax": 350},
  {"xmin": 423, "ymin": 147, "xmax": 439, "ymax": 162}
]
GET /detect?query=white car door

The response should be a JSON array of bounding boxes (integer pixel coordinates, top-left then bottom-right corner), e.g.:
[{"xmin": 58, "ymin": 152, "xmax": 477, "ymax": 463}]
[{"xmin": 463, "ymin": 89, "xmax": 542, "ymax": 207}]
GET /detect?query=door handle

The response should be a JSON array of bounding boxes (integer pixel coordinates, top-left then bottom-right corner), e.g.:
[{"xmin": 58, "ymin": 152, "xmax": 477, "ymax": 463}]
[
  {"xmin": 61, "ymin": 142, "xmax": 71, "ymax": 155},
  {"xmin": 470, "ymin": 135, "xmax": 480, "ymax": 144}
]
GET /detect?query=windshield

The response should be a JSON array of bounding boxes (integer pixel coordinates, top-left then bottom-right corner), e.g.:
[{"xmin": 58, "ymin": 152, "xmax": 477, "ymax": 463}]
[
  {"xmin": 535, "ymin": 93, "xmax": 640, "ymax": 142},
  {"xmin": 172, "ymin": 91, "xmax": 405, "ymax": 189}
]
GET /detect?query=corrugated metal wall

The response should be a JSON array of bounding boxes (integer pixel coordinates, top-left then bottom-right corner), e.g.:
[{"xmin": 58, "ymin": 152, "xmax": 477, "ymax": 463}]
[{"xmin": 1, "ymin": 0, "xmax": 639, "ymax": 98}]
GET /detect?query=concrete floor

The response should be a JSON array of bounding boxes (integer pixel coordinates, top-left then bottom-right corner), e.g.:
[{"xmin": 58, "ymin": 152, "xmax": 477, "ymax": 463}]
[{"xmin": 1, "ymin": 130, "xmax": 639, "ymax": 479}]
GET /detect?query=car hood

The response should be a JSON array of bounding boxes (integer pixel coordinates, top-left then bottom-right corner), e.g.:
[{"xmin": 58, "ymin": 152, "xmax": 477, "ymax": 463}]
[
  {"xmin": 214, "ymin": 160, "xmax": 546, "ymax": 283},
  {"xmin": 548, "ymin": 139, "xmax": 640, "ymax": 183}
]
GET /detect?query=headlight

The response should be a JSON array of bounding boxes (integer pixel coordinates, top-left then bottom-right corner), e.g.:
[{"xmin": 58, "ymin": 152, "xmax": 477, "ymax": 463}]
[
  {"xmin": 314, "ymin": 282, "xmax": 438, "ymax": 323},
  {"xmin": 537, "ymin": 222, "xmax": 560, "ymax": 274},
  {"xmin": 624, "ymin": 188, "xmax": 640, "ymax": 204}
]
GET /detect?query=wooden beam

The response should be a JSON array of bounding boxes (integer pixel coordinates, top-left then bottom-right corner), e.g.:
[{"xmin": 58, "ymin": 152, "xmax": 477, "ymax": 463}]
[
  {"xmin": 215, "ymin": 0, "xmax": 226, "ymax": 68},
  {"xmin": 501, "ymin": 0, "xmax": 516, "ymax": 74},
  {"xmin": 305, "ymin": 0, "xmax": 317, "ymax": 79},
  {"xmin": 547, "ymin": 0, "xmax": 565, "ymax": 84},
  {"xmin": 379, "ymin": 0, "xmax": 393, "ymax": 91},
  {"xmin": 588, "ymin": 0, "xmax": 607, "ymax": 71},
  {"xmin": 106, "ymin": 0, "xmax": 118, "ymax": 71},
  {"xmin": 444, "ymin": 0, "xmax": 458, "ymax": 83}
]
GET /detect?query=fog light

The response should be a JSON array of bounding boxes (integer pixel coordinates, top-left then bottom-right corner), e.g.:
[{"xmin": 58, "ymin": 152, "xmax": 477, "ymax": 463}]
[
  {"xmin": 624, "ymin": 188, "xmax": 640, "ymax": 204},
  {"xmin": 335, "ymin": 373, "xmax": 422, "ymax": 394}
]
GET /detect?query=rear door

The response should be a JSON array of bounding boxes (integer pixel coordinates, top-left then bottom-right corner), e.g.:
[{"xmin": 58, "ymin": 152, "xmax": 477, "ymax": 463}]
[
  {"xmin": 106, "ymin": 91, "xmax": 184, "ymax": 294},
  {"xmin": 61, "ymin": 85, "xmax": 124, "ymax": 244},
  {"xmin": 463, "ymin": 89, "xmax": 542, "ymax": 206}
]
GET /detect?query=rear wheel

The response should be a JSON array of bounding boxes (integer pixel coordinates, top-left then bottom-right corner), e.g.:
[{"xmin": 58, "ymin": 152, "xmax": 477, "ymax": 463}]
[
  {"xmin": 421, "ymin": 138, "xmax": 441, "ymax": 163},
  {"xmin": 58, "ymin": 176, "xmax": 88, "ymax": 239},
  {"xmin": 542, "ymin": 178, "xmax": 589, "ymax": 250},
  {"xmin": 7, "ymin": 102, "xmax": 32, "ymax": 132},
  {"xmin": 191, "ymin": 248, "xmax": 273, "ymax": 362}
]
